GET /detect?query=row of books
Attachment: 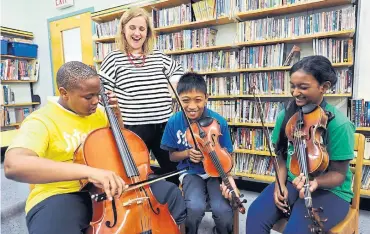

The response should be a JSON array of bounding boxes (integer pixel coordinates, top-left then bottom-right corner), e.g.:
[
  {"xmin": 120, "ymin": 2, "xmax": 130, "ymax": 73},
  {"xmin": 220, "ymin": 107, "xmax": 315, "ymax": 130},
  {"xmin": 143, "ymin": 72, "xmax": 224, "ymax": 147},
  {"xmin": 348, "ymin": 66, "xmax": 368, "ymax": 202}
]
[
  {"xmin": 173, "ymin": 50, "xmax": 239, "ymax": 72},
  {"xmin": 152, "ymin": 3, "xmax": 192, "ymax": 28},
  {"xmin": 235, "ymin": 0, "xmax": 314, "ymax": 13},
  {"xmin": 351, "ymin": 99, "xmax": 370, "ymax": 127},
  {"xmin": 192, "ymin": 0, "xmax": 216, "ymax": 21},
  {"xmin": 207, "ymin": 100, "xmax": 285, "ymax": 124},
  {"xmin": 360, "ymin": 165, "xmax": 370, "ymax": 190},
  {"xmin": 236, "ymin": 6, "xmax": 356, "ymax": 42},
  {"xmin": 234, "ymin": 153, "xmax": 276, "ymax": 177},
  {"xmin": 0, "ymin": 59, "xmax": 39, "ymax": 81},
  {"xmin": 313, "ymin": 38, "xmax": 354, "ymax": 64},
  {"xmin": 206, "ymin": 68, "xmax": 352, "ymax": 96},
  {"xmin": 172, "ymin": 41, "xmax": 353, "ymax": 72},
  {"xmin": 231, "ymin": 127, "xmax": 272, "ymax": 151},
  {"xmin": 1, "ymin": 85, "xmax": 15, "ymax": 105},
  {"xmin": 173, "ymin": 43, "xmax": 290, "ymax": 72},
  {"xmin": 94, "ymin": 19, "xmax": 119, "ymax": 39},
  {"xmin": 95, "ymin": 42, "xmax": 116, "ymax": 61},
  {"xmin": 0, "ymin": 107, "xmax": 32, "ymax": 127},
  {"xmin": 156, "ymin": 28, "xmax": 218, "ymax": 51}
]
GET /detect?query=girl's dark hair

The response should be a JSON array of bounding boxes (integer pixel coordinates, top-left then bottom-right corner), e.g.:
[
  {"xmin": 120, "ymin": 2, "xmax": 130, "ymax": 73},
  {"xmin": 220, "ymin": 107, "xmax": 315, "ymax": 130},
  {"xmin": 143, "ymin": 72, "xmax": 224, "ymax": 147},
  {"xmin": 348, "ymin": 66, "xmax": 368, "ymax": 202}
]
[
  {"xmin": 177, "ymin": 72, "xmax": 207, "ymax": 95},
  {"xmin": 290, "ymin": 55, "xmax": 337, "ymax": 87}
]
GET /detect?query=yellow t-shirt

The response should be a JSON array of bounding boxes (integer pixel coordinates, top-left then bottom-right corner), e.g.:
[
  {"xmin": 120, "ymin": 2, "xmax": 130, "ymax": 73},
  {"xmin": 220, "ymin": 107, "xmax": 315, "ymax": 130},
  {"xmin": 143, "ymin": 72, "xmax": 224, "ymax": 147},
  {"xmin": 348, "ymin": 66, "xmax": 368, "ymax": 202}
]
[{"xmin": 7, "ymin": 97, "xmax": 108, "ymax": 214}]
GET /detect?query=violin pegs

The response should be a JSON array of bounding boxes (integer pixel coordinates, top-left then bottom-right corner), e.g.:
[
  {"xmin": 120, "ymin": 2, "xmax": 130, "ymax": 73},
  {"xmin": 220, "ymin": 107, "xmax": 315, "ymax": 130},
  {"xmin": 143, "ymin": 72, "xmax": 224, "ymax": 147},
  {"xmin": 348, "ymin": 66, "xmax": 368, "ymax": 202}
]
[
  {"xmin": 239, "ymin": 194, "xmax": 244, "ymax": 198},
  {"xmin": 242, "ymin": 199, "xmax": 247, "ymax": 204}
]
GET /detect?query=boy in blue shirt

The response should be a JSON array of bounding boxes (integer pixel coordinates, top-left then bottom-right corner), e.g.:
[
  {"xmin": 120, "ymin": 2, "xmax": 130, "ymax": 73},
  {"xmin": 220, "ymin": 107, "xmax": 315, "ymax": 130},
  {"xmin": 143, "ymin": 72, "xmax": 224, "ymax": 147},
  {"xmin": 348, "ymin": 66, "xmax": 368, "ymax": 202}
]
[{"xmin": 161, "ymin": 72, "xmax": 239, "ymax": 234}]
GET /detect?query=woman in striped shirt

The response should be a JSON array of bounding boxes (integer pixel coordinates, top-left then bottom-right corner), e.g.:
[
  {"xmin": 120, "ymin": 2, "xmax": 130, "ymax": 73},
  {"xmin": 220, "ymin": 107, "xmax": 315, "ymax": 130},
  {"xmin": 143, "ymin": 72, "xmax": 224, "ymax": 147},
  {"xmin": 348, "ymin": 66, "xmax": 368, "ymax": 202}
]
[{"xmin": 99, "ymin": 7, "xmax": 183, "ymax": 185}]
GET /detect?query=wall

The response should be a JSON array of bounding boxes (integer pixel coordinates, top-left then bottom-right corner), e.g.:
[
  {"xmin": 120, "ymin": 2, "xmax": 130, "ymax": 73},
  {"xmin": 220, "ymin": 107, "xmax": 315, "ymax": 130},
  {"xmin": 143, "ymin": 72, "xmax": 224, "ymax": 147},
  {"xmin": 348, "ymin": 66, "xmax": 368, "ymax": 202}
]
[
  {"xmin": 1, "ymin": 0, "xmax": 370, "ymax": 105},
  {"xmin": 354, "ymin": 0, "xmax": 370, "ymax": 100}
]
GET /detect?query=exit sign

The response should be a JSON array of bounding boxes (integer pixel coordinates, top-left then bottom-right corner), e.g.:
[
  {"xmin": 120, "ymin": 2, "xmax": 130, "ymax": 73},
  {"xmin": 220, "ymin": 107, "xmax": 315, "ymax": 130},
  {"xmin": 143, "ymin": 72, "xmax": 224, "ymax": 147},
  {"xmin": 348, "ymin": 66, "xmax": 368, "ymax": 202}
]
[{"xmin": 55, "ymin": 0, "xmax": 74, "ymax": 9}]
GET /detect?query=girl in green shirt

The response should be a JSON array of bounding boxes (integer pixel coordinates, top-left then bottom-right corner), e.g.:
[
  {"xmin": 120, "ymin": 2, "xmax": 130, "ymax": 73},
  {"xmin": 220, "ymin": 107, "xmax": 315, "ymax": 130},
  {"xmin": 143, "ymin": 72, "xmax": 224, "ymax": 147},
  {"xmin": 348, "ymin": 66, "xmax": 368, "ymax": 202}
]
[{"xmin": 246, "ymin": 56, "xmax": 355, "ymax": 234}]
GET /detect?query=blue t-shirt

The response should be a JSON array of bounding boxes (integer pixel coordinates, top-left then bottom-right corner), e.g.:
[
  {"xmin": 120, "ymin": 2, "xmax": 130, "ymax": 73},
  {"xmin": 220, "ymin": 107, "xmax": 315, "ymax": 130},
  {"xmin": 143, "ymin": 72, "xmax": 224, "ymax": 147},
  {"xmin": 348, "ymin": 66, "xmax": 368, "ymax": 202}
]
[{"xmin": 160, "ymin": 108, "xmax": 233, "ymax": 175}]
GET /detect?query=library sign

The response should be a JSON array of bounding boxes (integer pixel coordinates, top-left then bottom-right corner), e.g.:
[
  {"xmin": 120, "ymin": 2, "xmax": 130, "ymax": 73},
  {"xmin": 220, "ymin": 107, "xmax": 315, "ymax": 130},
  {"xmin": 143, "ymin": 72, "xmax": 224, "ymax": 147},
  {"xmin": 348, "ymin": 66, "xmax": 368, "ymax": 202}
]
[{"xmin": 55, "ymin": 0, "xmax": 74, "ymax": 9}]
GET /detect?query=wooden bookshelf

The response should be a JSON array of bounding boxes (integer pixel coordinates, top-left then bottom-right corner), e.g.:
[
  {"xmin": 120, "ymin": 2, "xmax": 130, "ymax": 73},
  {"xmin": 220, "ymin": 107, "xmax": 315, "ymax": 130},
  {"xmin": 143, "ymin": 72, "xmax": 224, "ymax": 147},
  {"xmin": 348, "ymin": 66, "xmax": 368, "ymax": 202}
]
[
  {"xmin": 233, "ymin": 172, "xmax": 275, "ymax": 183},
  {"xmin": 1, "ymin": 55, "xmax": 37, "ymax": 61},
  {"xmin": 209, "ymin": 93, "xmax": 352, "ymax": 99},
  {"xmin": 0, "ymin": 26, "xmax": 34, "ymax": 39},
  {"xmin": 165, "ymin": 30, "xmax": 355, "ymax": 55},
  {"xmin": 234, "ymin": 149, "xmax": 275, "ymax": 156},
  {"xmin": 236, "ymin": 0, "xmax": 351, "ymax": 21},
  {"xmin": 91, "ymin": 0, "xmax": 184, "ymax": 22},
  {"xmin": 356, "ymin": 127, "xmax": 370, "ymax": 132},
  {"xmin": 154, "ymin": 16, "xmax": 234, "ymax": 34},
  {"xmin": 228, "ymin": 122, "xmax": 275, "ymax": 127},
  {"xmin": 2, "ymin": 102, "xmax": 40, "ymax": 107},
  {"xmin": 1, "ymin": 80, "xmax": 37, "ymax": 83},
  {"xmin": 196, "ymin": 62, "xmax": 353, "ymax": 75},
  {"xmin": 165, "ymin": 44, "xmax": 237, "ymax": 55},
  {"xmin": 361, "ymin": 189, "xmax": 370, "ymax": 197},
  {"xmin": 93, "ymin": 36, "xmax": 115, "ymax": 43},
  {"xmin": 3, "ymin": 123, "xmax": 21, "ymax": 127}
]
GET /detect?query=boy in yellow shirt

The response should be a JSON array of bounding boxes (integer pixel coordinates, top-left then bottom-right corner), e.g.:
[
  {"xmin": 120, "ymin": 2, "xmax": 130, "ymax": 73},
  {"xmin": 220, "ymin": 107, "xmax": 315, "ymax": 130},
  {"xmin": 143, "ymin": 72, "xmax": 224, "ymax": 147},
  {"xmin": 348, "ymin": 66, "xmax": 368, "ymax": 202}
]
[{"xmin": 4, "ymin": 61, "xmax": 186, "ymax": 234}]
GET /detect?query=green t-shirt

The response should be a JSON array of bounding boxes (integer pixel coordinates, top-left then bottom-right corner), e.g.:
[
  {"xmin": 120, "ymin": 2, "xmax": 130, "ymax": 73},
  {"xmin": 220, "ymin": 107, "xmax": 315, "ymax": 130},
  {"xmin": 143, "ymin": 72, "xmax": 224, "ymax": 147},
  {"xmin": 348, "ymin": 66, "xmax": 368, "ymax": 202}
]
[{"xmin": 271, "ymin": 103, "xmax": 355, "ymax": 202}]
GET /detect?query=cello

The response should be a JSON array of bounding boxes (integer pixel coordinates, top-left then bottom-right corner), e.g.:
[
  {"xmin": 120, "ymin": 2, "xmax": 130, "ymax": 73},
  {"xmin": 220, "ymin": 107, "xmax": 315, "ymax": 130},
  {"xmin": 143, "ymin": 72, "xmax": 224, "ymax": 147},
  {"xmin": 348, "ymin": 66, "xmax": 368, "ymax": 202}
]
[{"xmin": 73, "ymin": 80, "xmax": 181, "ymax": 234}]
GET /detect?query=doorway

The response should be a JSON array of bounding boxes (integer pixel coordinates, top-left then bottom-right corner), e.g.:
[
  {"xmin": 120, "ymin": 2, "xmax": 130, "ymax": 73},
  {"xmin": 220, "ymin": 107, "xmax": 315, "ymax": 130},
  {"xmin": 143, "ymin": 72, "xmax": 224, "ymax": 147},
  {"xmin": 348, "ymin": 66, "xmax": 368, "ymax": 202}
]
[{"xmin": 48, "ymin": 8, "xmax": 94, "ymax": 95}]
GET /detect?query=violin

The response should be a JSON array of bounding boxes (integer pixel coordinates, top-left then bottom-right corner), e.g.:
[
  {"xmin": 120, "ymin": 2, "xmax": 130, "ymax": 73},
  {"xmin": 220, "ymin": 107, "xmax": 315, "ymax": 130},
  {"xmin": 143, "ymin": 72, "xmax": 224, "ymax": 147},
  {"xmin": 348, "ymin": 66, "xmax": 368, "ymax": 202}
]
[
  {"xmin": 163, "ymin": 69, "xmax": 247, "ymax": 214},
  {"xmin": 73, "ymin": 80, "xmax": 181, "ymax": 234},
  {"xmin": 286, "ymin": 104, "xmax": 330, "ymax": 177},
  {"xmin": 285, "ymin": 104, "xmax": 330, "ymax": 233},
  {"xmin": 186, "ymin": 117, "xmax": 247, "ymax": 214}
]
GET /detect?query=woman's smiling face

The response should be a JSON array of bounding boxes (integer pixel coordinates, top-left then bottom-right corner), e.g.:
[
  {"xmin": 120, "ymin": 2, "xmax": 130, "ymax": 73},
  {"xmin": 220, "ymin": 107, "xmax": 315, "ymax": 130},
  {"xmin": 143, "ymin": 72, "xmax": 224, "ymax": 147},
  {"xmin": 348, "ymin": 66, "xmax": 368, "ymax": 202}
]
[{"xmin": 124, "ymin": 16, "xmax": 147, "ymax": 53}]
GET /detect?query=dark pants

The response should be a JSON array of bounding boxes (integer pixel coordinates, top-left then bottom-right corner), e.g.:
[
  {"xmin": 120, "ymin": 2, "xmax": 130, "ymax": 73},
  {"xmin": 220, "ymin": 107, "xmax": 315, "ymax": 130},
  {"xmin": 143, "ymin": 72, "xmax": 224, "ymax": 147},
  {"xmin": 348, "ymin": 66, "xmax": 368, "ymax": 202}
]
[
  {"xmin": 26, "ymin": 180, "xmax": 186, "ymax": 234},
  {"xmin": 246, "ymin": 181, "xmax": 350, "ymax": 234},
  {"xmin": 126, "ymin": 123, "xmax": 179, "ymax": 185},
  {"xmin": 182, "ymin": 174, "xmax": 233, "ymax": 234}
]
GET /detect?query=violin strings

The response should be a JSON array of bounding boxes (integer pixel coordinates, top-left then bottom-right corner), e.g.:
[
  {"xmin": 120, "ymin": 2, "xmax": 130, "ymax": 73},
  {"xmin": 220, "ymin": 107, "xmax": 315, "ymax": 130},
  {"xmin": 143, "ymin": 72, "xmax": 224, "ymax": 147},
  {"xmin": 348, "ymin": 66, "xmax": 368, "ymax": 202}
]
[{"xmin": 202, "ymin": 139, "xmax": 234, "ymax": 196}]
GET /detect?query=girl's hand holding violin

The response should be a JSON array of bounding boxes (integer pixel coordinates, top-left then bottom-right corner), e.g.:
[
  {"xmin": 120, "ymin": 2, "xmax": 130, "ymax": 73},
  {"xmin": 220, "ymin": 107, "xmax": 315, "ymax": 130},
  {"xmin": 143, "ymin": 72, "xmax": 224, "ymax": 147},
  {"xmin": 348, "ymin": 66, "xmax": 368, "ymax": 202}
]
[
  {"xmin": 86, "ymin": 167, "xmax": 128, "ymax": 201},
  {"xmin": 187, "ymin": 148, "xmax": 203, "ymax": 163},
  {"xmin": 220, "ymin": 175, "xmax": 240, "ymax": 201},
  {"xmin": 274, "ymin": 183, "xmax": 289, "ymax": 213},
  {"xmin": 292, "ymin": 173, "xmax": 319, "ymax": 199}
]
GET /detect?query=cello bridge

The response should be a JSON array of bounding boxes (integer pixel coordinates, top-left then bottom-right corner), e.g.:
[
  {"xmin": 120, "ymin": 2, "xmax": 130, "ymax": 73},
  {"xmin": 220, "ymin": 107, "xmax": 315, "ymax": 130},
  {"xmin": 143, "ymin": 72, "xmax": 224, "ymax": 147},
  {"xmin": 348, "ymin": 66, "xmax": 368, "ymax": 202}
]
[{"xmin": 122, "ymin": 197, "xmax": 150, "ymax": 207}]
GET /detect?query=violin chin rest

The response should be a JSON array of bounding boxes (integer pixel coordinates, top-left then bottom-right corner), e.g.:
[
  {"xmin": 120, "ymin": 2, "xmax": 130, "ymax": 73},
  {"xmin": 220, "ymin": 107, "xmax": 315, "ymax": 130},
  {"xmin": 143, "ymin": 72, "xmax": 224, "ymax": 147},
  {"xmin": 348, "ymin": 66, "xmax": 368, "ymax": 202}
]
[{"xmin": 301, "ymin": 104, "xmax": 317, "ymax": 114}]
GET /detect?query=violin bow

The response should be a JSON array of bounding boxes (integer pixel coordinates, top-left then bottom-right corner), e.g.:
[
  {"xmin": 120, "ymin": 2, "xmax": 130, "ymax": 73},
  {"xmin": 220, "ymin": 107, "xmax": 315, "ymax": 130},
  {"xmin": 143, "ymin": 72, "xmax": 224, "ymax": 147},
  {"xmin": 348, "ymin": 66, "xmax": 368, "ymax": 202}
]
[{"xmin": 250, "ymin": 84, "xmax": 292, "ymax": 217}]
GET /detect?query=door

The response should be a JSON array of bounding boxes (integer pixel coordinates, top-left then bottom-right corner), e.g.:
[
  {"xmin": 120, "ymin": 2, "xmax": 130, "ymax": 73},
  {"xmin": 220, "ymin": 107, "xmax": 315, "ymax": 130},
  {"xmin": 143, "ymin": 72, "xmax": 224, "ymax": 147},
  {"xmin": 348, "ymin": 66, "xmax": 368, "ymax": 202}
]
[{"xmin": 49, "ymin": 11, "xmax": 94, "ymax": 95}]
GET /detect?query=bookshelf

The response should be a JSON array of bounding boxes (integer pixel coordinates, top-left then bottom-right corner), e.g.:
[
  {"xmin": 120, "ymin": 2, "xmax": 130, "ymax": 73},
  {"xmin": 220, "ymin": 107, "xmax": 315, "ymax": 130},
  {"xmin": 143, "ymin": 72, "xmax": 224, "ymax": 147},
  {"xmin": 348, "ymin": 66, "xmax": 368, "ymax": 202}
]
[
  {"xmin": 90, "ymin": 0, "xmax": 370, "ymax": 197},
  {"xmin": 0, "ymin": 27, "xmax": 40, "ymax": 140}
]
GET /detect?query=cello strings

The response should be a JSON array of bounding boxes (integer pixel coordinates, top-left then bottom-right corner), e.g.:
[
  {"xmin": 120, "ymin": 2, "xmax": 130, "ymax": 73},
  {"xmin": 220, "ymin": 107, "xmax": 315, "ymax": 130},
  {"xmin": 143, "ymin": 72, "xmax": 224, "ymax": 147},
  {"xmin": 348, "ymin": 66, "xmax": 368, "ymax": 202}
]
[{"xmin": 103, "ymin": 92, "xmax": 152, "ymax": 231}]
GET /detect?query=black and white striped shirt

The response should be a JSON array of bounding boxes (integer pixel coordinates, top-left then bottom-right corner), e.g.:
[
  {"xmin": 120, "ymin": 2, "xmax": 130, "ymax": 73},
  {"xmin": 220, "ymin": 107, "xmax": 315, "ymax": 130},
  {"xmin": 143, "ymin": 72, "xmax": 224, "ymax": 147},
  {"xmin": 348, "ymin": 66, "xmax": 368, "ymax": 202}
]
[{"xmin": 99, "ymin": 50, "xmax": 183, "ymax": 125}]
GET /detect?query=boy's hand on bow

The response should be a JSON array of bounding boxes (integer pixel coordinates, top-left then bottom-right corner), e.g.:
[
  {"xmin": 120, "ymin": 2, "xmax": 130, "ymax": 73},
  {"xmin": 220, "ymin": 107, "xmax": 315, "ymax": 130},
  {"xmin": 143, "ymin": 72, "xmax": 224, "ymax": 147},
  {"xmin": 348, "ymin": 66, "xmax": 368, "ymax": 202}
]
[
  {"xmin": 188, "ymin": 149, "xmax": 203, "ymax": 163},
  {"xmin": 292, "ymin": 173, "xmax": 318, "ymax": 199}
]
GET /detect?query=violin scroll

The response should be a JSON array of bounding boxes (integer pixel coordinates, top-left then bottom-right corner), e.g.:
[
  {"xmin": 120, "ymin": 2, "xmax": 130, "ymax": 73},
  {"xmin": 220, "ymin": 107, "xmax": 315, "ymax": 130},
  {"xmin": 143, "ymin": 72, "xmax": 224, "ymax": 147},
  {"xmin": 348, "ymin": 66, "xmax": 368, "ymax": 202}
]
[{"xmin": 306, "ymin": 206, "xmax": 328, "ymax": 234}]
